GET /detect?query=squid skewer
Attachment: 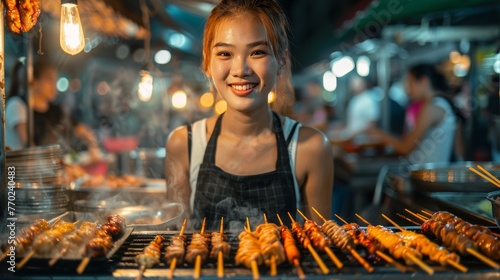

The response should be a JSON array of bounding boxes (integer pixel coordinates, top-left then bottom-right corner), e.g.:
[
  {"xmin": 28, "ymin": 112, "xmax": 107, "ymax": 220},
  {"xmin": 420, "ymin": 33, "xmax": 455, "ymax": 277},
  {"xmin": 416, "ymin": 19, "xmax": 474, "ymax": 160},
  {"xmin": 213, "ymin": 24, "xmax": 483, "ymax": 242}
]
[
  {"xmin": 135, "ymin": 235, "xmax": 165, "ymax": 280},
  {"xmin": 277, "ymin": 214, "xmax": 305, "ymax": 279},
  {"xmin": 287, "ymin": 212, "xmax": 332, "ymax": 273},
  {"xmin": 382, "ymin": 214, "xmax": 467, "ymax": 272},
  {"xmin": 355, "ymin": 213, "xmax": 434, "ymax": 275},
  {"xmin": 235, "ymin": 218, "xmax": 261, "ymax": 280},
  {"xmin": 256, "ymin": 214, "xmax": 286, "ymax": 276},
  {"xmin": 300, "ymin": 209, "xmax": 373, "ymax": 273},
  {"xmin": 333, "ymin": 213, "xmax": 408, "ymax": 273}
]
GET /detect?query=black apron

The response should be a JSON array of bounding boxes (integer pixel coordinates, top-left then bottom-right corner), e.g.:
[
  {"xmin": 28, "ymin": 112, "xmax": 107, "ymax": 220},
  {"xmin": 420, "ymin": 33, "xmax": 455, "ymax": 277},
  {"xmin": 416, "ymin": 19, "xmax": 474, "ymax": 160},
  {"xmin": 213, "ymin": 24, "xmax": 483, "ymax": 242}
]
[{"xmin": 192, "ymin": 112, "xmax": 297, "ymax": 230}]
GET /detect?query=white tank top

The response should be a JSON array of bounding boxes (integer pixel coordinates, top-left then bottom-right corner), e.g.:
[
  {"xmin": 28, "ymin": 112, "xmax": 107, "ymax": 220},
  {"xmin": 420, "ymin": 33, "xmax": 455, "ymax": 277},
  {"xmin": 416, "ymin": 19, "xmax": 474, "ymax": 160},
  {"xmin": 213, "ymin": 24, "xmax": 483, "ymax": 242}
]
[
  {"xmin": 188, "ymin": 117, "xmax": 302, "ymax": 211},
  {"xmin": 407, "ymin": 97, "xmax": 457, "ymax": 164}
]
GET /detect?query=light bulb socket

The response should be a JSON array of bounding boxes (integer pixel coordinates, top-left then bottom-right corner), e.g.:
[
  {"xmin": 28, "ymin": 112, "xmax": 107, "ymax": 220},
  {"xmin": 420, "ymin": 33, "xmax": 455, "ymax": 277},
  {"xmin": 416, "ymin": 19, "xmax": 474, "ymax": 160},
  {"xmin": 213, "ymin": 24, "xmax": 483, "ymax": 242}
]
[{"xmin": 61, "ymin": 0, "xmax": 77, "ymax": 5}]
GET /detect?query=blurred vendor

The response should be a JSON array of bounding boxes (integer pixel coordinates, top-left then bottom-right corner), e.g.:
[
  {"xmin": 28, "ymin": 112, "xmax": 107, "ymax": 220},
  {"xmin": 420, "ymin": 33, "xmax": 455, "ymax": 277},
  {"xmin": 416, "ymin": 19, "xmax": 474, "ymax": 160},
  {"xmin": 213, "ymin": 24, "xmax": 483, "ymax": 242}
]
[
  {"xmin": 6, "ymin": 58, "xmax": 98, "ymax": 155},
  {"xmin": 367, "ymin": 63, "xmax": 457, "ymax": 164}
]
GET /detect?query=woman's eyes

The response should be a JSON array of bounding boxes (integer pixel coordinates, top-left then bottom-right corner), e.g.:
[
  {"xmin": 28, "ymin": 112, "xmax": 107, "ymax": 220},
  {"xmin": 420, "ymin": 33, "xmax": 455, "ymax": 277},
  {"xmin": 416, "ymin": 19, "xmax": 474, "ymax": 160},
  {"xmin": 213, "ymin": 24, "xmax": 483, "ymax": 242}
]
[
  {"xmin": 251, "ymin": 50, "xmax": 267, "ymax": 56},
  {"xmin": 215, "ymin": 50, "xmax": 268, "ymax": 57}
]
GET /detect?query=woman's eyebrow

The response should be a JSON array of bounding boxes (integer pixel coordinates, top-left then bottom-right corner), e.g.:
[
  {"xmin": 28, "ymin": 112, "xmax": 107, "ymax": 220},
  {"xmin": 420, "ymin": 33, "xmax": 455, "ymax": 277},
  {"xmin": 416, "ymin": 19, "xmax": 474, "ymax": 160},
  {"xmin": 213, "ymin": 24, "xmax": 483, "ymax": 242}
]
[{"xmin": 213, "ymin": 40, "xmax": 269, "ymax": 49}]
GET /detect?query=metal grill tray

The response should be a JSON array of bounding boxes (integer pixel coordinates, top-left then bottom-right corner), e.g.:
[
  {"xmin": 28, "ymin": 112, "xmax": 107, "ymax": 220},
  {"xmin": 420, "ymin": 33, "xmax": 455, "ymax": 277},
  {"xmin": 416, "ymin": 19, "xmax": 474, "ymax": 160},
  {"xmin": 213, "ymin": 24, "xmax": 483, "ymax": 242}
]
[
  {"xmin": 0, "ymin": 211, "xmax": 133, "ymax": 274},
  {"xmin": 111, "ymin": 229, "xmax": 500, "ymax": 279}
]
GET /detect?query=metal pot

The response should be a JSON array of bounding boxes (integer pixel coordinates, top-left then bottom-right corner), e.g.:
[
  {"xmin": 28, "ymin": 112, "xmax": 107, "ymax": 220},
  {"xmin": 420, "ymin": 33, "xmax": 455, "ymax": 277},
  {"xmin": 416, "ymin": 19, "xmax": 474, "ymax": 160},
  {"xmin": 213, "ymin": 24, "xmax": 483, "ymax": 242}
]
[{"xmin": 407, "ymin": 162, "xmax": 500, "ymax": 192}]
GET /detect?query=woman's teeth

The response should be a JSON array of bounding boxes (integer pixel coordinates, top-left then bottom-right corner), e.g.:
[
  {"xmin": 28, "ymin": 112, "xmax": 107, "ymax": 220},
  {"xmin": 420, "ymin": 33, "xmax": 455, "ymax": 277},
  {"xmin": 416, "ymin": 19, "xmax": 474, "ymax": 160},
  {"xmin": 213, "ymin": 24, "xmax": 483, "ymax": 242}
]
[{"xmin": 232, "ymin": 84, "xmax": 256, "ymax": 91}]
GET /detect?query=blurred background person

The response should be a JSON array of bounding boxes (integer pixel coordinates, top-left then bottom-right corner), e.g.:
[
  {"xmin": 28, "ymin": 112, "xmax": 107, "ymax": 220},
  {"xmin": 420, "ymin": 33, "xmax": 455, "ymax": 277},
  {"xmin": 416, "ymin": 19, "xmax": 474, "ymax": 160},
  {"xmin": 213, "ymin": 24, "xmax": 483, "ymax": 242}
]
[
  {"xmin": 329, "ymin": 74, "xmax": 380, "ymax": 142},
  {"xmin": 367, "ymin": 63, "xmax": 457, "ymax": 164},
  {"xmin": 6, "ymin": 58, "xmax": 98, "ymax": 155}
]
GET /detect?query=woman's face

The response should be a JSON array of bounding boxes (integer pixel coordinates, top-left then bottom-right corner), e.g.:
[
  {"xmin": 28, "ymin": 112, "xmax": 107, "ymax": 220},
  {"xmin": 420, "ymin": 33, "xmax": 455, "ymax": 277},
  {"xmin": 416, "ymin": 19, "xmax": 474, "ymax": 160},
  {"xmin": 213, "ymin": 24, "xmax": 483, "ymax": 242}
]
[
  {"xmin": 34, "ymin": 67, "xmax": 58, "ymax": 102},
  {"xmin": 404, "ymin": 72, "xmax": 425, "ymax": 102},
  {"xmin": 208, "ymin": 13, "xmax": 281, "ymax": 113}
]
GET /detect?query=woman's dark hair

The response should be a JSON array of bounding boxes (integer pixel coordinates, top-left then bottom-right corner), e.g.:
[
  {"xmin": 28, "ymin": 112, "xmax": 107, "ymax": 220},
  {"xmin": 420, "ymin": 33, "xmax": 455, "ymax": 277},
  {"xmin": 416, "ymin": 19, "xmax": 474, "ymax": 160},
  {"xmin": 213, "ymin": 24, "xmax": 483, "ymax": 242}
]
[
  {"xmin": 7, "ymin": 58, "xmax": 27, "ymax": 100},
  {"xmin": 408, "ymin": 63, "xmax": 449, "ymax": 93},
  {"xmin": 7, "ymin": 58, "xmax": 57, "ymax": 101}
]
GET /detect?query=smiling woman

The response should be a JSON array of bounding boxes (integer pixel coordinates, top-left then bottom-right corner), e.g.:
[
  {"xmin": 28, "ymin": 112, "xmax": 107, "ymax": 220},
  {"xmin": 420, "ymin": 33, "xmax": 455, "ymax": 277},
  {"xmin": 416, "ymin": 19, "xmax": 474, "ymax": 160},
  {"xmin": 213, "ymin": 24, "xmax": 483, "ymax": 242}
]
[{"xmin": 165, "ymin": 0, "xmax": 334, "ymax": 231}]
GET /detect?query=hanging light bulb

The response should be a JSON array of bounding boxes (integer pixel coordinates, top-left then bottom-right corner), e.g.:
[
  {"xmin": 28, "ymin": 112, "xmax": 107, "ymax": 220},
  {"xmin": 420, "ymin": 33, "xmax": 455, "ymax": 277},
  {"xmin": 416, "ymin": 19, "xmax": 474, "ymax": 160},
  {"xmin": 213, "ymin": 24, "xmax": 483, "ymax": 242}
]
[
  {"xmin": 60, "ymin": 0, "xmax": 85, "ymax": 55},
  {"xmin": 138, "ymin": 69, "xmax": 154, "ymax": 102}
]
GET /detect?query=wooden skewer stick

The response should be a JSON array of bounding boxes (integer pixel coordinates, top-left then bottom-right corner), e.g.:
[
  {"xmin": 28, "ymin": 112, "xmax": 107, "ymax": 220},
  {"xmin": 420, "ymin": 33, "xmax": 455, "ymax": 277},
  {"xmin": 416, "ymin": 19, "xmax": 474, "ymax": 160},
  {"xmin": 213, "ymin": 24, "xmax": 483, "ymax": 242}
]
[
  {"xmin": 469, "ymin": 167, "xmax": 500, "ymax": 189},
  {"xmin": 334, "ymin": 213, "xmax": 407, "ymax": 273},
  {"xmin": 193, "ymin": 217, "xmax": 206, "ymax": 279},
  {"xmin": 287, "ymin": 212, "xmax": 330, "ymax": 274},
  {"xmin": 136, "ymin": 265, "xmax": 146, "ymax": 280},
  {"xmin": 245, "ymin": 217, "xmax": 260, "ymax": 280},
  {"xmin": 334, "ymin": 214, "xmax": 348, "ymax": 224},
  {"xmin": 382, "ymin": 213, "xmax": 468, "ymax": 273},
  {"xmin": 396, "ymin": 213, "xmax": 421, "ymax": 226},
  {"xmin": 276, "ymin": 214, "xmax": 306, "ymax": 280},
  {"xmin": 307, "ymin": 208, "xmax": 373, "ymax": 273},
  {"xmin": 168, "ymin": 218, "xmax": 187, "ymax": 280},
  {"xmin": 477, "ymin": 165, "xmax": 500, "ymax": 184},
  {"xmin": 295, "ymin": 210, "xmax": 344, "ymax": 270},
  {"xmin": 217, "ymin": 217, "xmax": 224, "ymax": 279},
  {"xmin": 465, "ymin": 247, "xmax": 500, "ymax": 269},
  {"xmin": 404, "ymin": 209, "xmax": 427, "ymax": 222},
  {"xmin": 420, "ymin": 210, "xmax": 433, "ymax": 217},
  {"xmin": 16, "ymin": 251, "xmax": 35, "ymax": 269},
  {"xmin": 404, "ymin": 211, "xmax": 500, "ymax": 269},
  {"xmin": 354, "ymin": 213, "xmax": 434, "ymax": 275}
]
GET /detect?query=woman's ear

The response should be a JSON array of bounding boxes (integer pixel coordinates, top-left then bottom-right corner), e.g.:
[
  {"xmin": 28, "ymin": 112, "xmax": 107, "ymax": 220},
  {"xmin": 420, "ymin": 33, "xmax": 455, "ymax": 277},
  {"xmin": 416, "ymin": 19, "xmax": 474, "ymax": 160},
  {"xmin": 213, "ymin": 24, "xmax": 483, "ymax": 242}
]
[{"xmin": 277, "ymin": 50, "xmax": 289, "ymax": 76}]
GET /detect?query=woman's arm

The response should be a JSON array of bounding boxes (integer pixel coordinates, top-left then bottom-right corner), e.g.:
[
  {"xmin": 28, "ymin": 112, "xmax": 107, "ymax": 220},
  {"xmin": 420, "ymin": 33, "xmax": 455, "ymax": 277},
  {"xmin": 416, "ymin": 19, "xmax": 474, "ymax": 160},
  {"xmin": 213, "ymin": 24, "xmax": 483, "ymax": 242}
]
[
  {"xmin": 14, "ymin": 122, "xmax": 28, "ymax": 147},
  {"xmin": 165, "ymin": 126, "xmax": 192, "ymax": 217},
  {"xmin": 296, "ymin": 126, "xmax": 334, "ymax": 224},
  {"xmin": 374, "ymin": 103, "xmax": 444, "ymax": 155}
]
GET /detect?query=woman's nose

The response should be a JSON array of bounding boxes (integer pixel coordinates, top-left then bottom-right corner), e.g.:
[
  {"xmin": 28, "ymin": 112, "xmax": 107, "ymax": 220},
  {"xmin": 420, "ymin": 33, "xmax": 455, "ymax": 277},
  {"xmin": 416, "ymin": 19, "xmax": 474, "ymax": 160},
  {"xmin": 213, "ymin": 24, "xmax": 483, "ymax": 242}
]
[{"xmin": 231, "ymin": 57, "xmax": 252, "ymax": 77}]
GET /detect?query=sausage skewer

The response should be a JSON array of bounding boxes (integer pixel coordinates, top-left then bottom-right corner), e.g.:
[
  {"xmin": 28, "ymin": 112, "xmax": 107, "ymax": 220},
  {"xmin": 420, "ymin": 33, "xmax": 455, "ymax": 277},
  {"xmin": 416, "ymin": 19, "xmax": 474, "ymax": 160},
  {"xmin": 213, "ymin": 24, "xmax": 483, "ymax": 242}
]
[
  {"xmin": 301, "ymin": 209, "xmax": 373, "ymax": 273},
  {"xmin": 276, "ymin": 214, "xmax": 305, "ymax": 279},
  {"xmin": 333, "ymin": 213, "xmax": 408, "ymax": 273},
  {"xmin": 355, "ymin": 213, "xmax": 435, "ymax": 275},
  {"xmin": 235, "ymin": 218, "xmax": 261, "ymax": 280},
  {"xmin": 405, "ymin": 209, "xmax": 500, "ymax": 269},
  {"xmin": 49, "ymin": 221, "xmax": 98, "ymax": 266},
  {"xmin": 17, "ymin": 220, "xmax": 78, "ymax": 269},
  {"xmin": 382, "ymin": 214, "xmax": 467, "ymax": 272},
  {"xmin": 210, "ymin": 217, "xmax": 231, "ymax": 278},
  {"xmin": 135, "ymin": 235, "xmax": 165, "ymax": 280},
  {"xmin": 287, "ymin": 212, "xmax": 332, "ymax": 273},
  {"xmin": 165, "ymin": 219, "xmax": 187, "ymax": 279},
  {"xmin": 429, "ymin": 211, "xmax": 500, "ymax": 257}
]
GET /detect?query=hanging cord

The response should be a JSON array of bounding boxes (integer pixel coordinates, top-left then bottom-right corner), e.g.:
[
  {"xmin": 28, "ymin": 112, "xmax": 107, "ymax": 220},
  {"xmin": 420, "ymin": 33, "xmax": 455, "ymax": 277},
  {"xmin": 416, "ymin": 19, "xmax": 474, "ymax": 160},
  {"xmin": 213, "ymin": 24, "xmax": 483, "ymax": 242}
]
[
  {"xmin": 37, "ymin": 22, "xmax": 44, "ymax": 55},
  {"xmin": 140, "ymin": 0, "xmax": 151, "ymax": 68},
  {"xmin": 37, "ymin": 0, "xmax": 44, "ymax": 55}
]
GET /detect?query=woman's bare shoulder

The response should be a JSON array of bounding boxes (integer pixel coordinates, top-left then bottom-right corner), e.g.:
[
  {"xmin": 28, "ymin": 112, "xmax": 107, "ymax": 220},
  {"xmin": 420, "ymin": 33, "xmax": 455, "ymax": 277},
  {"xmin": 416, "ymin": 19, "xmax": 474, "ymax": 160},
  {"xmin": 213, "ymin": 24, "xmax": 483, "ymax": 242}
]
[
  {"xmin": 166, "ymin": 126, "xmax": 189, "ymax": 157},
  {"xmin": 297, "ymin": 125, "xmax": 331, "ymax": 153}
]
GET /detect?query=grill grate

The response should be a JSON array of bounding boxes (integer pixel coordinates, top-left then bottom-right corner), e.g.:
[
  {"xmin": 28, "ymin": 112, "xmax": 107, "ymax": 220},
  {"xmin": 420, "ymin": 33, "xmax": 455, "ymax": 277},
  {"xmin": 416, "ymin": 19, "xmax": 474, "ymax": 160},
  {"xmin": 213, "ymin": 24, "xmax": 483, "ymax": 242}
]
[{"xmin": 110, "ymin": 229, "xmax": 500, "ymax": 278}]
